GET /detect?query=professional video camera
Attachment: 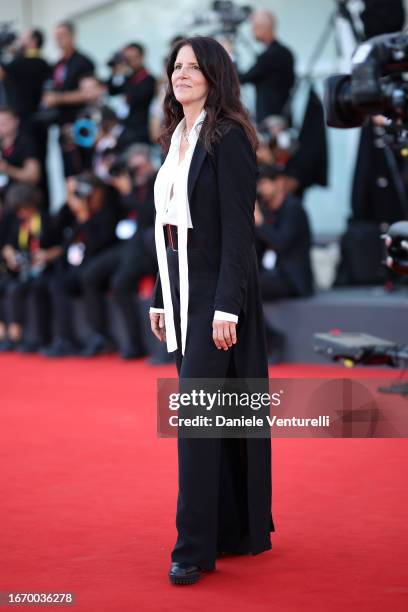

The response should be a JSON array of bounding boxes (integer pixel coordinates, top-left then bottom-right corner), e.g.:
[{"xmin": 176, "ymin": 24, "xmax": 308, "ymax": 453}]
[
  {"xmin": 324, "ymin": 31, "xmax": 408, "ymax": 139},
  {"xmin": 318, "ymin": 34, "xmax": 408, "ymax": 383},
  {"xmin": 257, "ymin": 116, "xmax": 299, "ymax": 165},
  {"xmin": 188, "ymin": 0, "xmax": 252, "ymax": 35}
]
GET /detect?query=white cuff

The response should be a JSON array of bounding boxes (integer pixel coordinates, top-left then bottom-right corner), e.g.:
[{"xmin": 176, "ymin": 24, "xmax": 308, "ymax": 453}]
[
  {"xmin": 213, "ymin": 310, "xmax": 238, "ymax": 323},
  {"xmin": 149, "ymin": 307, "xmax": 165, "ymax": 314}
]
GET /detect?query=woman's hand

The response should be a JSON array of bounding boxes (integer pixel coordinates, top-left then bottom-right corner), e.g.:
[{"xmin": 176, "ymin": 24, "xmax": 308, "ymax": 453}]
[
  {"xmin": 150, "ymin": 312, "xmax": 166, "ymax": 343},
  {"xmin": 212, "ymin": 320, "xmax": 237, "ymax": 350}
]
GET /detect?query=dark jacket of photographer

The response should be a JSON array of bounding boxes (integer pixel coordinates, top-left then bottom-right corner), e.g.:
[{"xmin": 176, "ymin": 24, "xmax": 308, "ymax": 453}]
[
  {"xmin": 1, "ymin": 53, "xmax": 51, "ymax": 121},
  {"xmin": 0, "ymin": 128, "xmax": 40, "ymax": 196},
  {"xmin": 58, "ymin": 196, "xmax": 119, "ymax": 270},
  {"xmin": 1, "ymin": 211, "xmax": 58, "ymax": 277},
  {"xmin": 52, "ymin": 50, "xmax": 95, "ymax": 125},
  {"xmin": 119, "ymin": 173, "xmax": 156, "ymax": 230},
  {"xmin": 108, "ymin": 68, "xmax": 155, "ymax": 143},
  {"xmin": 255, "ymin": 195, "xmax": 314, "ymax": 297},
  {"xmin": 238, "ymin": 40, "xmax": 295, "ymax": 123}
]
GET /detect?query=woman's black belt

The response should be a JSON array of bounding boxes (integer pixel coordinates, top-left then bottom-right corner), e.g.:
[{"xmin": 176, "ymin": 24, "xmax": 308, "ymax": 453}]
[{"xmin": 165, "ymin": 224, "xmax": 192, "ymax": 251}]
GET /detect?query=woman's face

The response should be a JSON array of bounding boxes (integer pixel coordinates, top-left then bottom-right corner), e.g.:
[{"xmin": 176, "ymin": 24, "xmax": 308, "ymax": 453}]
[{"xmin": 171, "ymin": 45, "xmax": 209, "ymax": 108}]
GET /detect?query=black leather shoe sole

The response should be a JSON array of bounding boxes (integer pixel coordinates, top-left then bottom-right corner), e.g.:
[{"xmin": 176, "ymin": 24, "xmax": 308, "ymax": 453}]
[
  {"xmin": 168, "ymin": 564, "xmax": 201, "ymax": 585},
  {"xmin": 169, "ymin": 572, "xmax": 201, "ymax": 585}
]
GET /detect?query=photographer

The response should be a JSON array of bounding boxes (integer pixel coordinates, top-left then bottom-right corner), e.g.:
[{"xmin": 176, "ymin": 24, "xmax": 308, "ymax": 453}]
[
  {"xmin": 108, "ymin": 42, "xmax": 156, "ymax": 145},
  {"xmin": 42, "ymin": 173, "xmax": 119, "ymax": 357},
  {"xmin": 41, "ymin": 21, "xmax": 95, "ymax": 177},
  {"xmin": 256, "ymin": 83, "xmax": 328, "ymax": 201},
  {"xmin": 92, "ymin": 106, "xmax": 132, "ymax": 179},
  {"xmin": 0, "ymin": 184, "xmax": 60, "ymax": 352},
  {"xmin": 255, "ymin": 165, "xmax": 314, "ymax": 362},
  {"xmin": 238, "ymin": 10, "xmax": 295, "ymax": 123},
  {"xmin": 59, "ymin": 74, "xmax": 110, "ymax": 176},
  {"xmin": 79, "ymin": 144, "xmax": 156, "ymax": 359},
  {"xmin": 0, "ymin": 29, "xmax": 50, "ymax": 206},
  {"xmin": 0, "ymin": 106, "xmax": 41, "ymax": 199},
  {"xmin": 0, "ymin": 28, "xmax": 50, "ymax": 125}
]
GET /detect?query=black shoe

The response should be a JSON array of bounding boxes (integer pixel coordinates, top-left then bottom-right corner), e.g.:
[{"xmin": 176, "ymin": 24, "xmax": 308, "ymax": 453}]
[
  {"xmin": 40, "ymin": 337, "xmax": 79, "ymax": 357},
  {"xmin": 168, "ymin": 562, "xmax": 202, "ymax": 585},
  {"xmin": 80, "ymin": 333, "xmax": 114, "ymax": 357},
  {"xmin": 120, "ymin": 345, "xmax": 147, "ymax": 360}
]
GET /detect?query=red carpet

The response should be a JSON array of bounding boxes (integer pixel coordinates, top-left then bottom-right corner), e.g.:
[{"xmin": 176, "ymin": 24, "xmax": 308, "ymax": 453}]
[{"xmin": 1, "ymin": 354, "xmax": 407, "ymax": 611}]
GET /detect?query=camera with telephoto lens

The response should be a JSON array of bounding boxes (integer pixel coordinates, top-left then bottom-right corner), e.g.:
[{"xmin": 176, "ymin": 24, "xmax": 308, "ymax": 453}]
[
  {"xmin": 73, "ymin": 177, "xmax": 95, "ymax": 200},
  {"xmin": 72, "ymin": 107, "xmax": 102, "ymax": 149},
  {"xmin": 257, "ymin": 116, "xmax": 298, "ymax": 155},
  {"xmin": 106, "ymin": 50, "xmax": 127, "ymax": 69},
  {"xmin": 108, "ymin": 153, "xmax": 129, "ymax": 178},
  {"xmin": 324, "ymin": 31, "xmax": 408, "ymax": 138}
]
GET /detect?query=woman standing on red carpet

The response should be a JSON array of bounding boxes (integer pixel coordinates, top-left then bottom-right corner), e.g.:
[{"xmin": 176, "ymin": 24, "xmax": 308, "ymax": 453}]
[{"xmin": 149, "ymin": 36, "xmax": 274, "ymax": 585}]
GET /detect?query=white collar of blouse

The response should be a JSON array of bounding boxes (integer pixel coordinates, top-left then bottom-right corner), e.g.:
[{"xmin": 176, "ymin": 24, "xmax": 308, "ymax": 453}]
[{"xmin": 170, "ymin": 108, "xmax": 207, "ymax": 148}]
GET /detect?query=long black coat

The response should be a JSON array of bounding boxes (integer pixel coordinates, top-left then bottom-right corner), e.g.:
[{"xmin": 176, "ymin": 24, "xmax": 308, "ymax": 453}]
[{"xmin": 152, "ymin": 124, "xmax": 274, "ymax": 568}]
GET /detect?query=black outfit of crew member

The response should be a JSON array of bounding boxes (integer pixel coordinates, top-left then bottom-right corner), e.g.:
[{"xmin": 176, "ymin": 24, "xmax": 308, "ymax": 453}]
[
  {"xmin": 108, "ymin": 68, "xmax": 156, "ymax": 144},
  {"xmin": 255, "ymin": 195, "xmax": 314, "ymax": 299},
  {"xmin": 44, "ymin": 190, "xmax": 118, "ymax": 357},
  {"xmin": 255, "ymin": 188, "xmax": 313, "ymax": 363},
  {"xmin": 0, "ymin": 129, "xmax": 39, "ymax": 198},
  {"xmin": 1, "ymin": 52, "xmax": 51, "ymax": 122},
  {"xmin": 238, "ymin": 40, "xmax": 295, "ymax": 123},
  {"xmin": 52, "ymin": 50, "xmax": 95, "ymax": 176},
  {"xmin": 52, "ymin": 51, "xmax": 95, "ymax": 125},
  {"xmin": 80, "ymin": 176, "xmax": 157, "ymax": 358},
  {"xmin": 1, "ymin": 51, "xmax": 51, "ymax": 206},
  {"xmin": 0, "ymin": 210, "xmax": 56, "ymax": 350}
]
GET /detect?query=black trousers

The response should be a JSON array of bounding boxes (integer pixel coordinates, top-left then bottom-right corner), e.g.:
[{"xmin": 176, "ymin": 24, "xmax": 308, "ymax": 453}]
[
  {"xmin": 166, "ymin": 247, "xmax": 255, "ymax": 571},
  {"xmin": 59, "ymin": 128, "xmax": 91, "ymax": 177},
  {"xmin": 259, "ymin": 268, "xmax": 297, "ymax": 347},
  {"xmin": 21, "ymin": 117, "xmax": 50, "ymax": 209},
  {"xmin": 1, "ymin": 275, "xmax": 51, "ymax": 343},
  {"xmin": 80, "ymin": 236, "xmax": 157, "ymax": 349},
  {"xmin": 259, "ymin": 267, "xmax": 297, "ymax": 300},
  {"xmin": 47, "ymin": 266, "xmax": 85, "ymax": 340}
]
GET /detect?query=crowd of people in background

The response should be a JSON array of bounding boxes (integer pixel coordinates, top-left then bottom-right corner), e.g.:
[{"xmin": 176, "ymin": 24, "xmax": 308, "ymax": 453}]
[{"xmin": 0, "ymin": 10, "xmax": 317, "ymax": 364}]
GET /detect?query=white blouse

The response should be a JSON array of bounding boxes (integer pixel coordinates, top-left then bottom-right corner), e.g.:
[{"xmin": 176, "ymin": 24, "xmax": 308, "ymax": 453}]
[
  {"xmin": 160, "ymin": 154, "xmax": 194, "ymax": 228},
  {"xmin": 149, "ymin": 109, "xmax": 238, "ymax": 355}
]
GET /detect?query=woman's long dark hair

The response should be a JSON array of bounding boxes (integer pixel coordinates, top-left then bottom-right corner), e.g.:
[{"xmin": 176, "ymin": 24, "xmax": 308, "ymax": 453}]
[{"xmin": 159, "ymin": 36, "xmax": 258, "ymax": 154}]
